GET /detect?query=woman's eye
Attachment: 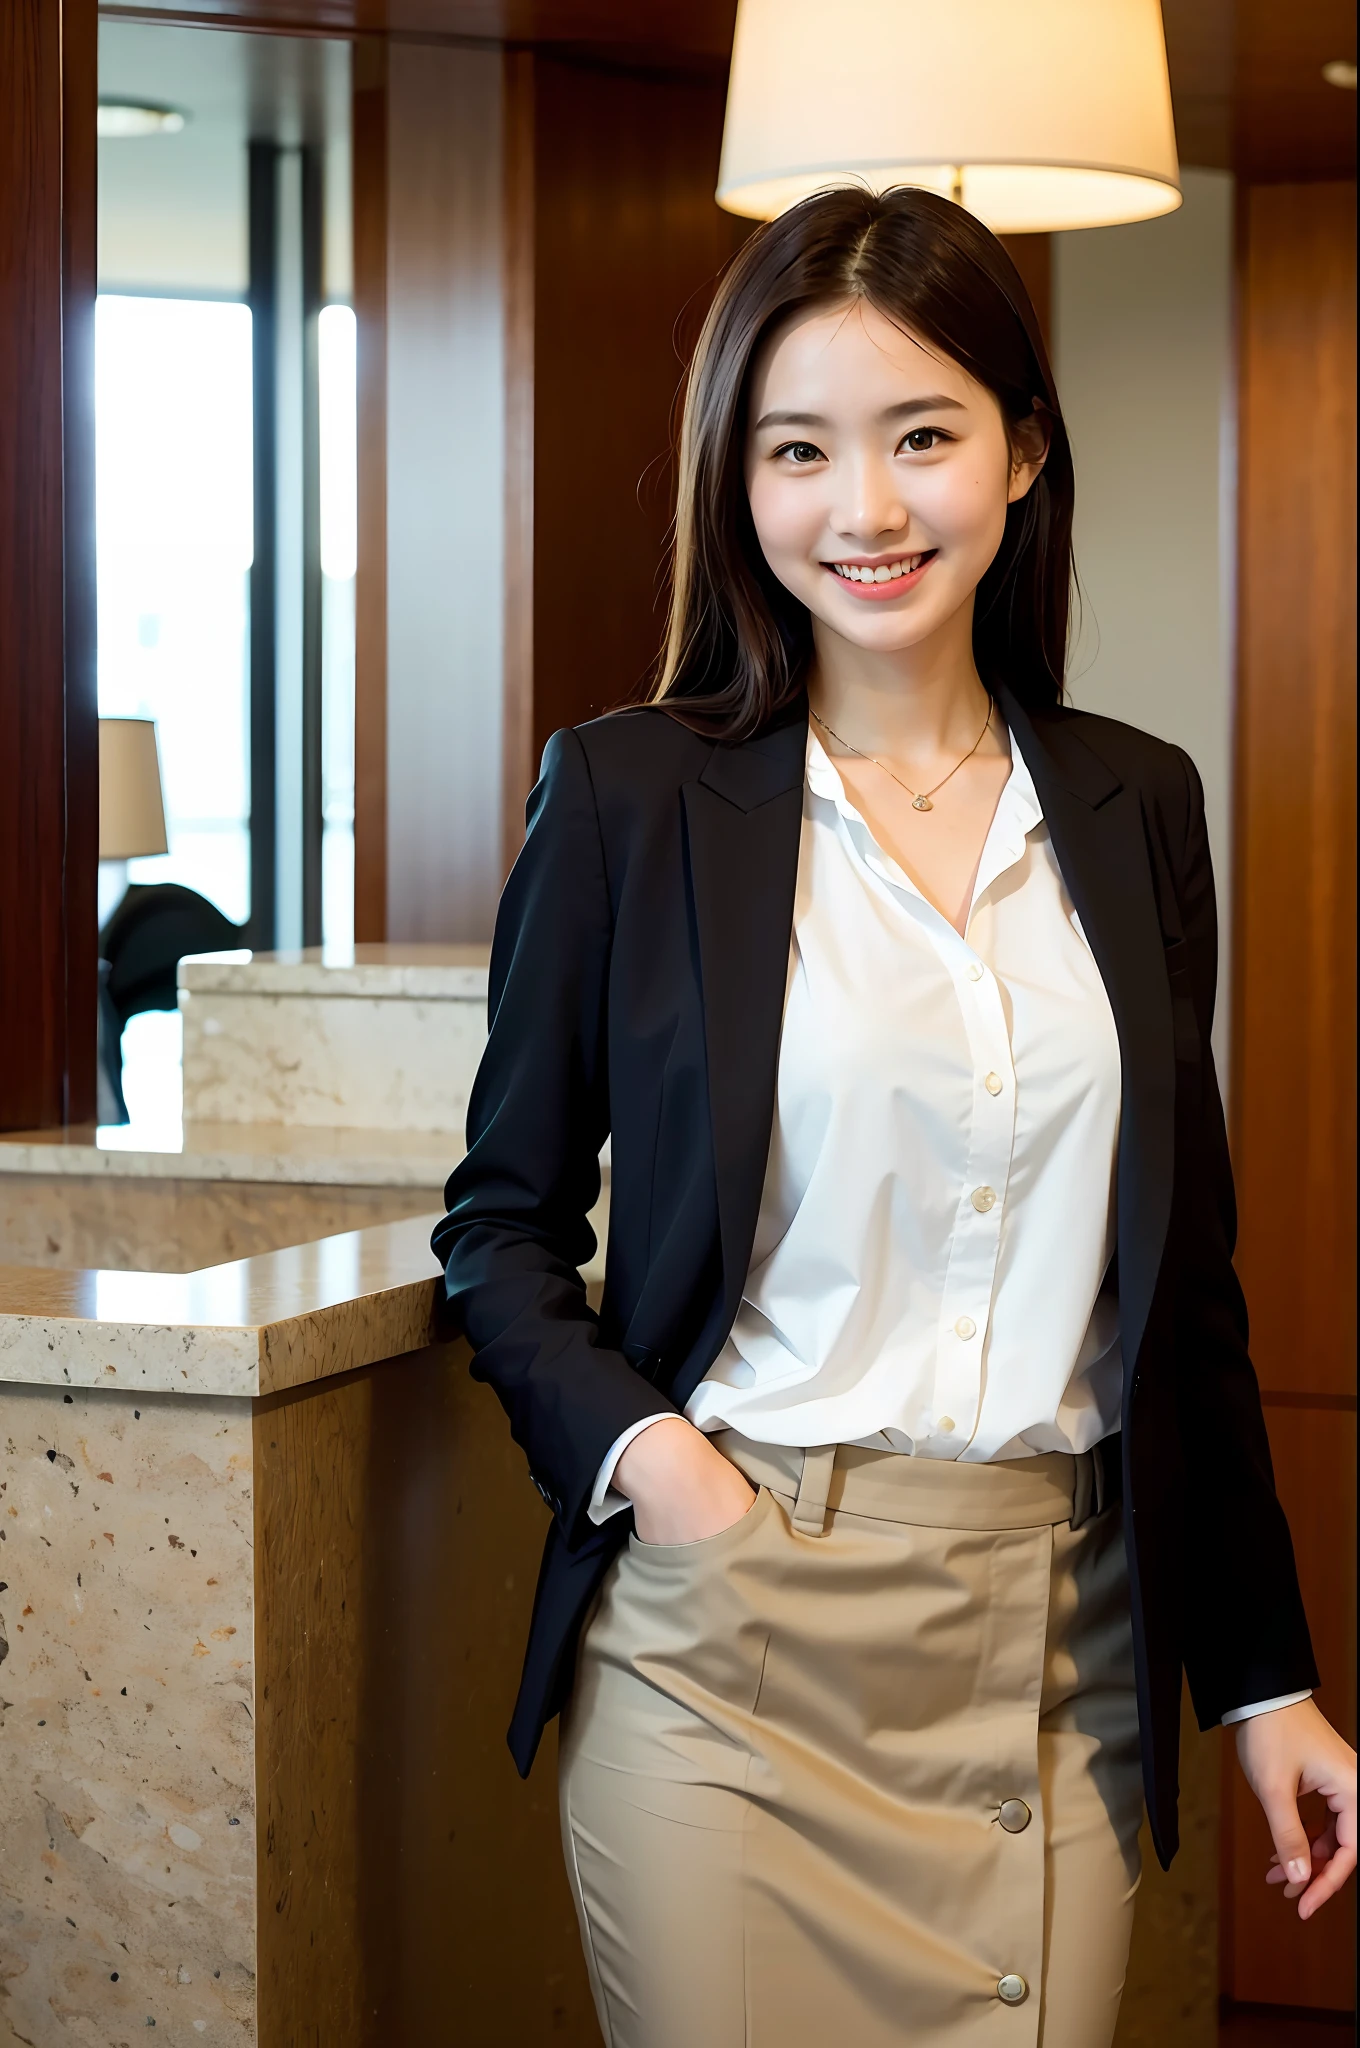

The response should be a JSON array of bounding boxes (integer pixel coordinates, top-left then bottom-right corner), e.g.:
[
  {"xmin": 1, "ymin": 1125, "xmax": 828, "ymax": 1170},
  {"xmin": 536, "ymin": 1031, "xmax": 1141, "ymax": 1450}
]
[
  {"xmin": 777, "ymin": 441, "xmax": 824, "ymax": 465},
  {"xmin": 902, "ymin": 427, "xmax": 942, "ymax": 453}
]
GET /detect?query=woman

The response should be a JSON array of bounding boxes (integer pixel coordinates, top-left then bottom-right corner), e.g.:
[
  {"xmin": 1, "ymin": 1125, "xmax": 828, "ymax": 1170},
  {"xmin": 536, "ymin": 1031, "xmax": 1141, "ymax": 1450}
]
[{"xmin": 434, "ymin": 188, "xmax": 1354, "ymax": 2045}]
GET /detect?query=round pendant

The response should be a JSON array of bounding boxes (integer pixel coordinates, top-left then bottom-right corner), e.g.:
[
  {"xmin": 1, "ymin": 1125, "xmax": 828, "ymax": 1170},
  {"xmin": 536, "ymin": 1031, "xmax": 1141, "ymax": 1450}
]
[{"xmin": 912, "ymin": 794, "xmax": 933, "ymax": 811}]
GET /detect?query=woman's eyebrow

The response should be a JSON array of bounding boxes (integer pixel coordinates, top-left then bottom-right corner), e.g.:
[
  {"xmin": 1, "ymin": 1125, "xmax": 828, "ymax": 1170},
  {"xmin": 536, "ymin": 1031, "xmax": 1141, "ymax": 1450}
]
[
  {"xmin": 752, "ymin": 410, "xmax": 830, "ymax": 430},
  {"xmin": 882, "ymin": 395, "xmax": 966, "ymax": 419},
  {"xmin": 753, "ymin": 394, "xmax": 967, "ymax": 432}
]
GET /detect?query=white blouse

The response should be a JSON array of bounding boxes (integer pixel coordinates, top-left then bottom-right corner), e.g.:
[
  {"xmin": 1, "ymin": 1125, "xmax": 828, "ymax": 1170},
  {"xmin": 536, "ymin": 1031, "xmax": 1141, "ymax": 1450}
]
[
  {"xmin": 588, "ymin": 727, "xmax": 1307, "ymax": 1725},
  {"xmin": 593, "ymin": 725, "xmax": 1122, "ymax": 1513},
  {"xmin": 688, "ymin": 728, "xmax": 1123, "ymax": 1461}
]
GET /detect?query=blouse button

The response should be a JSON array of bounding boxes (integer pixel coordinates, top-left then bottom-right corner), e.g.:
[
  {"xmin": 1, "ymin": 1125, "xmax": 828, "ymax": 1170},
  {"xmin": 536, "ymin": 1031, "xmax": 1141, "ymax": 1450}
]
[
  {"xmin": 937, "ymin": 1416, "xmax": 957, "ymax": 1434},
  {"xmin": 984, "ymin": 1072, "xmax": 1003, "ymax": 1095},
  {"xmin": 997, "ymin": 1974, "xmax": 1028, "ymax": 2005},
  {"xmin": 954, "ymin": 1316, "xmax": 977, "ymax": 1340},
  {"xmin": 966, "ymin": 962, "xmax": 985, "ymax": 982},
  {"xmin": 970, "ymin": 1186, "xmax": 997, "ymax": 1213}
]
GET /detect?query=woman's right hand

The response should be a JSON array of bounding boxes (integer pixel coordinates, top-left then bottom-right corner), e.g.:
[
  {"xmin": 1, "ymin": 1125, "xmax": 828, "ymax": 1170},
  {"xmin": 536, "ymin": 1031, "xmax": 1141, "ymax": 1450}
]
[{"xmin": 616, "ymin": 1416, "xmax": 758, "ymax": 1545}]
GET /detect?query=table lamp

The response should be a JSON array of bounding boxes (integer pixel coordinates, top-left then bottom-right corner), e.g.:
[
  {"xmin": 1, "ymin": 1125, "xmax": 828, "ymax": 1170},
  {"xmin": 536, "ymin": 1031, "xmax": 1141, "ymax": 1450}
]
[{"xmin": 99, "ymin": 717, "xmax": 168, "ymax": 927}]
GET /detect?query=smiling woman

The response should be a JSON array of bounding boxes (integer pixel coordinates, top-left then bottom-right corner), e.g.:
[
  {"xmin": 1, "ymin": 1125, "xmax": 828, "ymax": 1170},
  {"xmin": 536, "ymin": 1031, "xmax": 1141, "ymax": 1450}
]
[
  {"xmin": 434, "ymin": 183, "xmax": 1354, "ymax": 2048},
  {"xmin": 649, "ymin": 186, "xmax": 1072, "ymax": 739}
]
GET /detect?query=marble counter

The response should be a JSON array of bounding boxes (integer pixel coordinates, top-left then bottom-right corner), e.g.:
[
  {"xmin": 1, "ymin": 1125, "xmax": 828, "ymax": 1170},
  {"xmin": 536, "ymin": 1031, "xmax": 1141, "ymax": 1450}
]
[
  {"xmin": 179, "ymin": 943, "xmax": 490, "ymax": 1000},
  {"xmin": 0, "ymin": 1213, "xmax": 448, "ymax": 1399},
  {"xmin": 0, "ymin": 1213, "xmax": 603, "ymax": 2045},
  {"xmin": 0, "ymin": 1118, "xmax": 458, "ymax": 1189},
  {"xmin": 179, "ymin": 944, "xmax": 491, "ymax": 1134},
  {"xmin": 0, "ymin": 1209, "xmax": 607, "ymax": 1400},
  {"xmin": 0, "ymin": 1121, "xmax": 463, "ymax": 1276},
  {"xmin": 0, "ymin": 1210, "xmax": 1211, "ymax": 2047},
  {"xmin": 0, "ymin": 1121, "xmax": 609, "ymax": 1282}
]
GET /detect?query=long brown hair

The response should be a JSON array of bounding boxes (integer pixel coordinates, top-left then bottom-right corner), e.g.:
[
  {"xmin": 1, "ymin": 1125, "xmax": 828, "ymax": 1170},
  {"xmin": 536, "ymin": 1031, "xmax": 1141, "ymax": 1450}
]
[{"xmin": 647, "ymin": 185, "xmax": 1074, "ymax": 739}]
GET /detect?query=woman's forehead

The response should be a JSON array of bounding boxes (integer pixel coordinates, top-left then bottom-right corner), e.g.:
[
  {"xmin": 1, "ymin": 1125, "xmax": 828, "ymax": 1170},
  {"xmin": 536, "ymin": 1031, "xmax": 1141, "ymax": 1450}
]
[{"xmin": 751, "ymin": 299, "xmax": 977, "ymax": 411}]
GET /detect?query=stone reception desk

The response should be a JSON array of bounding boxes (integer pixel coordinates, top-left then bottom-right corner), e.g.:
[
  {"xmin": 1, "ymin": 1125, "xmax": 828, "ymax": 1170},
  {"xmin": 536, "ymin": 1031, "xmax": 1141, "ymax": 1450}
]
[{"xmin": 0, "ymin": 1217, "xmax": 600, "ymax": 2046}]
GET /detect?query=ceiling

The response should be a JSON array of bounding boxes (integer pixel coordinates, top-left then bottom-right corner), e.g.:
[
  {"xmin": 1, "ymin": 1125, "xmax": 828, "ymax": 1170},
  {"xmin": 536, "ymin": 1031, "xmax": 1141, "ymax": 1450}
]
[
  {"xmin": 99, "ymin": 21, "xmax": 352, "ymax": 296},
  {"xmin": 97, "ymin": 0, "xmax": 1357, "ymax": 180}
]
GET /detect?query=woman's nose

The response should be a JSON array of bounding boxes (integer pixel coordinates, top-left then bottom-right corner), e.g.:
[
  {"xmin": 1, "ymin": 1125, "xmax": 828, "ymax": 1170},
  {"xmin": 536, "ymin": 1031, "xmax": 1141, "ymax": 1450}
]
[{"xmin": 833, "ymin": 460, "xmax": 909, "ymax": 545}]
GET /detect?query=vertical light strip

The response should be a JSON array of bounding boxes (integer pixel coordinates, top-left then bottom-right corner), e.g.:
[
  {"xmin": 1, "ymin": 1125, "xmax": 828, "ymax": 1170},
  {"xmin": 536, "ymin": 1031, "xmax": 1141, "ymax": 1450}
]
[{"xmin": 273, "ymin": 148, "xmax": 305, "ymax": 955}]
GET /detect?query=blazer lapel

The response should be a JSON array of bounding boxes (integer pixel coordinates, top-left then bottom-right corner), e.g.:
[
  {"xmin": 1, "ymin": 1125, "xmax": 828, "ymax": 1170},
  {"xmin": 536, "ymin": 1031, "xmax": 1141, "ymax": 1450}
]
[
  {"xmin": 683, "ymin": 706, "xmax": 808, "ymax": 1336},
  {"xmin": 1001, "ymin": 688, "xmax": 1176, "ymax": 1388}
]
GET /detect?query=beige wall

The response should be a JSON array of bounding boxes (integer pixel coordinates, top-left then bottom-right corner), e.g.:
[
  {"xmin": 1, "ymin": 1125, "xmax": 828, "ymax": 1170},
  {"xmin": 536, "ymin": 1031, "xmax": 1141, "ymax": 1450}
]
[{"xmin": 1053, "ymin": 168, "xmax": 1235, "ymax": 1078}]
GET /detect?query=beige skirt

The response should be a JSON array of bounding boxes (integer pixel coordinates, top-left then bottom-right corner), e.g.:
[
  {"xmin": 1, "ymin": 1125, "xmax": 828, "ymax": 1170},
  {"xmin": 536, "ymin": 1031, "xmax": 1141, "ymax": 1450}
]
[{"xmin": 559, "ymin": 1432, "xmax": 1142, "ymax": 2048}]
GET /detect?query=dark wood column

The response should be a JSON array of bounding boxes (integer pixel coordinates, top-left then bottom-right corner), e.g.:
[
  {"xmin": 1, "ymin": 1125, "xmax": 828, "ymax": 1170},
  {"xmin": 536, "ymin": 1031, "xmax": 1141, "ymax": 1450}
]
[
  {"xmin": 0, "ymin": 0, "xmax": 98, "ymax": 1131},
  {"xmin": 1225, "ymin": 177, "xmax": 1356, "ymax": 2016},
  {"xmin": 502, "ymin": 53, "xmax": 748, "ymax": 855}
]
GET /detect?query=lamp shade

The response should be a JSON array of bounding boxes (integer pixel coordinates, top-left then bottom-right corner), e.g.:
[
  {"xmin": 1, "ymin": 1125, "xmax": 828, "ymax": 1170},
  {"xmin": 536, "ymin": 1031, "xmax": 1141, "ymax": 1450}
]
[
  {"xmin": 99, "ymin": 717, "xmax": 168, "ymax": 859},
  {"xmin": 717, "ymin": 0, "xmax": 1181, "ymax": 232}
]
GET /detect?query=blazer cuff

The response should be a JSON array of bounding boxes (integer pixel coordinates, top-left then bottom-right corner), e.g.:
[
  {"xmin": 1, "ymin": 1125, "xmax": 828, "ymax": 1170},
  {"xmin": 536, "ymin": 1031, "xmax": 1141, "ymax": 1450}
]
[
  {"xmin": 588, "ymin": 1412, "xmax": 678, "ymax": 1524},
  {"xmin": 1221, "ymin": 1690, "xmax": 1313, "ymax": 1727}
]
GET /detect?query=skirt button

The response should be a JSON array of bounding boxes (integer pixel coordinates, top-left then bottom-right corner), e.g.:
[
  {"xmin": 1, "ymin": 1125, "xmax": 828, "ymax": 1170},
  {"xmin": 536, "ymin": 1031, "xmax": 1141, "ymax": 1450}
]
[
  {"xmin": 997, "ymin": 1974, "xmax": 1029, "ymax": 2005},
  {"xmin": 998, "ymin": 1798, "xmax": 1032, "ymax": 1833}
]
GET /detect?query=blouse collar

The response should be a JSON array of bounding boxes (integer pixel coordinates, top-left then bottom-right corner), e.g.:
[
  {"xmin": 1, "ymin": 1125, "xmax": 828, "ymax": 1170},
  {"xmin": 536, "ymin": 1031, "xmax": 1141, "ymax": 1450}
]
[{"xmin": 805, "ymin": 715, "xmax": 1047, "ymax": 916}]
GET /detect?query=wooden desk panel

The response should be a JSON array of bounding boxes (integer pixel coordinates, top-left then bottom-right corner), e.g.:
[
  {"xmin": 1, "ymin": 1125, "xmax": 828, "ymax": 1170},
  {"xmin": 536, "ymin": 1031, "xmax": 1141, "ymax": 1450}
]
[{"xmin": 255, "ymin": 1343, "xmax": 599, "ymax": 2045}]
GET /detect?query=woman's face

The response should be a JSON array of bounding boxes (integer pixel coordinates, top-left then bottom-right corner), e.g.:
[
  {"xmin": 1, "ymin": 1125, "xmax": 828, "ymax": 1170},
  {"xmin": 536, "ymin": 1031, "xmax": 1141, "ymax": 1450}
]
[{"xmin": 744, "ymin": 298, "xmax": 1046, "ymax": 661}]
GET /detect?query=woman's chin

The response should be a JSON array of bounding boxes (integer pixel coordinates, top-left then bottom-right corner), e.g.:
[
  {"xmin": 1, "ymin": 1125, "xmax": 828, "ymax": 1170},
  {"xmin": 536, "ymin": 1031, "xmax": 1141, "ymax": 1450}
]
[{"xmin": 809, "ymin": 604, "xmax": 948, "ymax": 659}]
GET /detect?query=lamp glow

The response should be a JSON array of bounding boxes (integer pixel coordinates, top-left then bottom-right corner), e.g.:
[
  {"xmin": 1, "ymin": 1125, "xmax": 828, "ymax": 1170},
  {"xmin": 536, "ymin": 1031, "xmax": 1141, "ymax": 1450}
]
[
  {"xmin": 717, "ymin": 0, "xmax": 1182, "ymax": 232},
  {"xmin": 98, "ymin": 101, "xmax": 186, "ymax": 140}
]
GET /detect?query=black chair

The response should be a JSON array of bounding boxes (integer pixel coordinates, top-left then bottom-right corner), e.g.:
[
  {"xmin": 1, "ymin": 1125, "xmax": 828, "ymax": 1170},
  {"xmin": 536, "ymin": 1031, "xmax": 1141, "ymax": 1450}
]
[{"xmin": 97, "ymin": 883, "xmax": 246, "ymax": 1123}]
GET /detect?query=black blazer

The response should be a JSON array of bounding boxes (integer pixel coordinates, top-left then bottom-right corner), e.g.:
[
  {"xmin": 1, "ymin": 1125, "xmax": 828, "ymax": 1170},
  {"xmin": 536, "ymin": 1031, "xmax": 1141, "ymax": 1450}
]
[{"xmin": 433, "ymin": 687, "xmax": 1317, "ymax": 1866}]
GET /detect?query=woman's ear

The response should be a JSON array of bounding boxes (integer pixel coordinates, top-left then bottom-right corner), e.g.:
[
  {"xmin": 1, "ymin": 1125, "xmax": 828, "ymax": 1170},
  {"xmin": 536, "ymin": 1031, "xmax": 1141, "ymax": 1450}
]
[{"xmin": 1007, "ymin": 403, "xmax": 1052, "ymax": 504}]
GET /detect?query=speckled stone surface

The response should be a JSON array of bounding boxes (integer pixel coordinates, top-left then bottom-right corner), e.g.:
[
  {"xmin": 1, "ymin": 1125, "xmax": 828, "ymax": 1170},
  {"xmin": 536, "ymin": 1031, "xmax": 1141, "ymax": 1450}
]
[
  {"xmin": 0, "ymin": 1205, "xmax": 609, "ymax": 1403},
  {"xmin": 179, "ymin": 947, "xmax": 491, "ymax": 1135},
  {"xmin": 0, "ymin": 1121, "xmax": 460, "ymax": 1188},
  {"xmin": 0, "ymin": 1381, "xmax": 258, "ymax": 2044},
  {"xmin": 0, "ymin": 1176, "xmax": 442, "ymax": 1276},
  {"xmin": 178, "ymin": 943, "xmax": 490, "ymax": 1000},
  {"xmin": 0, "ymin": 1216, "xmax": 450, "ymax": 1399}
]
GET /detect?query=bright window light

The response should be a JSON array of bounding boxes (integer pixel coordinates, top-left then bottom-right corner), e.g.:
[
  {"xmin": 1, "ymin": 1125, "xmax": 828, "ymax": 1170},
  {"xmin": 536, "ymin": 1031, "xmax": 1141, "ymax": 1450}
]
[
  {"xmin": 96, "ymin": 295, "xmax": 253, "ymax": 926},
  {"xmin": 319, "ymin": 304, "xmax": 357, "ymax": 580},
  {"xmin": 318, "ymin": 302, "xmax": 357, "ymax": 951}
]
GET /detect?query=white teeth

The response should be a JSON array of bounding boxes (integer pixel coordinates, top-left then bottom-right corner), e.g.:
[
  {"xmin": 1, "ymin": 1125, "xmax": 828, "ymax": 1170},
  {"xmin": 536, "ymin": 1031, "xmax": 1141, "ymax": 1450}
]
[{"xmin": 833, "ymin": 554, "xmax": 924, "ymax": 582}]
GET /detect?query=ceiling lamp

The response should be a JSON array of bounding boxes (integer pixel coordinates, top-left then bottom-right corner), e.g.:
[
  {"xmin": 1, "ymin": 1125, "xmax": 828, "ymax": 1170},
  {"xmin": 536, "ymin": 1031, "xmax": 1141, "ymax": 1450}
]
[
  {"xmin": 97, "ymin": 101, "xmax": 186, "ymax": 140},
  {"xmin": 717, "ymin": 0, "xmax": 1181, "ymax": 232}
]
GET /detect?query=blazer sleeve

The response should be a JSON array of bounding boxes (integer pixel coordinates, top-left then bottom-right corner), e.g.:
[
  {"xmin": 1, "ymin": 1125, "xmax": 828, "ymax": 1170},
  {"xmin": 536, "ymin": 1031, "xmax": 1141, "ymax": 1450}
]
[
  {"xmin": 432, "ymin": 727, "xmax": 679, "ymax": 1543},
  {"xmin": 1167, "ymin": 747, "xmax": 1319, "ymax": 1726}
]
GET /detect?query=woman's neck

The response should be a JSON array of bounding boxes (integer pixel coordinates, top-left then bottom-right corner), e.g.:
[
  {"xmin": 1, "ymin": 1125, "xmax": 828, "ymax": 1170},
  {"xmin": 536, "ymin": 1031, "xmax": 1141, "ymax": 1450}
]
[{"xmin": 805, "ymin": 609, "xmax": 994, "ymax": 761}]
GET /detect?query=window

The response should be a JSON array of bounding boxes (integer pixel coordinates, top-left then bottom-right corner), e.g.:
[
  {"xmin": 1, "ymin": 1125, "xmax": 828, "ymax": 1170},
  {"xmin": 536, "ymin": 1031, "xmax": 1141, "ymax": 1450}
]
[{"xmin": 96, "ymin": 294, "xmax": 254, "ymax": 925}]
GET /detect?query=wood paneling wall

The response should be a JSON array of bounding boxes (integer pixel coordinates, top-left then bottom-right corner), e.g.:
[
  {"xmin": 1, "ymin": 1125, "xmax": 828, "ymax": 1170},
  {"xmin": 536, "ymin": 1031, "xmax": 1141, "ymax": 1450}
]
[
  {"xmin": 520, "ymin": 55, "xmax": 748, "ymax": 783},
  {"xmin": 0, "ymin": 0, "xmax": 98, "ymax": 1131},
  {"xmin": 383, "ymin": 41, "xmax": 507, "ymax": 943},
  {"xmin": 1225, "ymin": 178, "xmax": 1357, "ymax": 2014},
  {"xmin": 999, "ymin": 234, "xmax": 1052, "ymax": 355},
  {"xmin": 352, "ymin": 46, "xmax": 747, "ymax": 914}
]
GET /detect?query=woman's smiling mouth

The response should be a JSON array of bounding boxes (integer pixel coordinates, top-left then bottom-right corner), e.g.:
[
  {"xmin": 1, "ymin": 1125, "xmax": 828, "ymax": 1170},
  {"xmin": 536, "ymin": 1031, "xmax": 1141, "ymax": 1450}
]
[{"xmin": 825, "ymin": 550, "xmax": 937, "ymax": 598}]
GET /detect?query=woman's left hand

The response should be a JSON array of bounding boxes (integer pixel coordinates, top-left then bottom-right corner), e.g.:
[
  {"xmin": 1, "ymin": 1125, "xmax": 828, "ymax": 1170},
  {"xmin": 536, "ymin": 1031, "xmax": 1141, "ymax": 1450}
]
[{"xmin": 1235, "ymin": 1698, "xmax": 1356, "ymax": 1919}]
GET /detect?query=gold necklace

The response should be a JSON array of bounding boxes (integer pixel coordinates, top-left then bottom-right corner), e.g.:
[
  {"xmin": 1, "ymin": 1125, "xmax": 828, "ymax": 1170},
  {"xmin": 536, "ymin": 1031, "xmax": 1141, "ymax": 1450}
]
[{"xmin": 810, "ymin": 703, "xmax": 992, "ymax": 812}]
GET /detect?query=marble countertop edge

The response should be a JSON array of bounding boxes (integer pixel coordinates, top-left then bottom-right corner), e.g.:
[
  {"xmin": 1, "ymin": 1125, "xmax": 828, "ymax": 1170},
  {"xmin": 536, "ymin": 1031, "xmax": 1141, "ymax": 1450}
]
[
  {"xmin": 0, "ymin": 1312, "xmax": 266, "ymax": 1396},
  {"xmin": 0, "ymin": 1215, "xmax": 457, "ymax": 1397},
  {"xmin": 0, "ymin": 1125, "xmax": 462, "ymax": 1186},
  {"xmin": 178, "ymin": 946, "xmax": 491, "ymax": 1000}
]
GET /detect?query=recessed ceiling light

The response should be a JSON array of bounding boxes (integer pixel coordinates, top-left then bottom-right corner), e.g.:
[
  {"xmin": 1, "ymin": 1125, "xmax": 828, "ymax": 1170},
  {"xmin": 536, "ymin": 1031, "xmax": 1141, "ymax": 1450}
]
[
  {"xmin": 97, "ymin": 101, "xmax": 187, "ymax": 139},
  {"xmin": 1321, "ymin": 60, "xmax": 1357, "ymax": 89}
]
